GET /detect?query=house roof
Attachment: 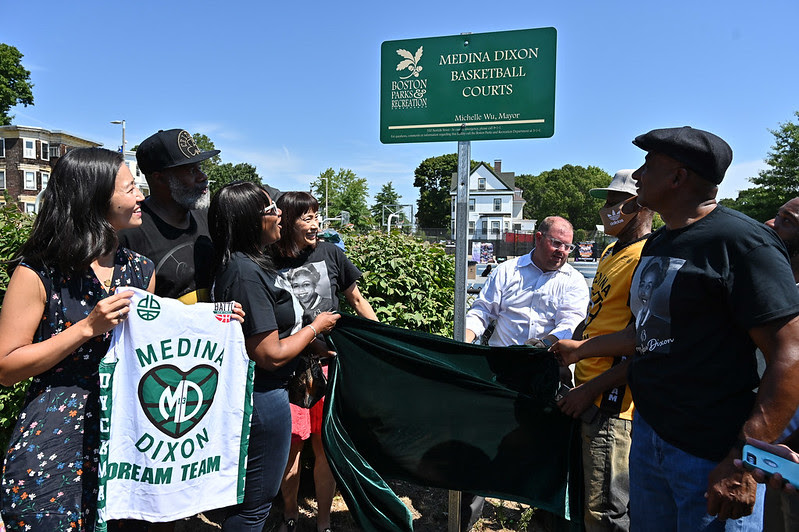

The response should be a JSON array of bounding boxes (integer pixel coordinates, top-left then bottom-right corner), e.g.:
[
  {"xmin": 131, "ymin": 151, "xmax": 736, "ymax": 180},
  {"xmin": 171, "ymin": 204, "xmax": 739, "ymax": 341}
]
[
  {"xmin": 450, "ymin": 161, "xmax": 515, "ymax": 192},
  {"xmin": 0, "ymin": 125, "xmax": 101, "ymax": 146}
]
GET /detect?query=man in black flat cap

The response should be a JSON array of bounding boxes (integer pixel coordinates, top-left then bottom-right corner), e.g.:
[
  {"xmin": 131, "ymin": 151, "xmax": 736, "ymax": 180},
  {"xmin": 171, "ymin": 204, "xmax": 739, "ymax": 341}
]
[
  {"xmin": 552, "ymin": 126, "xmax": 799, "ymax": 530},
  {"xmin": 119, "ymin": 129, "xmax": 219, "ymax": 303}
]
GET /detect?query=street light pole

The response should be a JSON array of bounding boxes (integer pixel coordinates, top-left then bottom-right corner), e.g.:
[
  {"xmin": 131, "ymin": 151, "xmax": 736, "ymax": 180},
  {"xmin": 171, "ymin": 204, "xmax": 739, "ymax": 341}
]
[
  {"xmin": 320, "ymin": 176, "xmax": 329, "ymax": 228},
  {"xmin": 110, "ymin": 120, "xmax": 126, "ymax": 155}
]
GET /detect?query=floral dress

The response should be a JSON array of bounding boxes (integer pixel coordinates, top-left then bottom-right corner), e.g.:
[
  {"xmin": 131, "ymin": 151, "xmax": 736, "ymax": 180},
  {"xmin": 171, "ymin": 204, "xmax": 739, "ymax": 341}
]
[{"xmin": 1, "ymin": 248, "xmax": 153, "ymax": 532}]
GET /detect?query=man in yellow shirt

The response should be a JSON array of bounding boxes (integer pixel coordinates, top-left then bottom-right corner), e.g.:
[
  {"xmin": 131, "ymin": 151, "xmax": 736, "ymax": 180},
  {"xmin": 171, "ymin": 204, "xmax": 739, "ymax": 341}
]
[{"xmin": 558, "ymin": 169, "xmax": 653, "ymax": 531}]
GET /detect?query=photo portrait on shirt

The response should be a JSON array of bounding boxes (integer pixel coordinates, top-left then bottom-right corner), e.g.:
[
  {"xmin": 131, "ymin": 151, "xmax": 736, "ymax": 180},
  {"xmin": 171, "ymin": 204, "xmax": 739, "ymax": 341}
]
[
  {"xmin": 630, "ymin": 256, "xmax": 683, "ymax": 355},
  {"xmin": 285, "ymin": 261, "xmax": 334, "ymax": 324}
]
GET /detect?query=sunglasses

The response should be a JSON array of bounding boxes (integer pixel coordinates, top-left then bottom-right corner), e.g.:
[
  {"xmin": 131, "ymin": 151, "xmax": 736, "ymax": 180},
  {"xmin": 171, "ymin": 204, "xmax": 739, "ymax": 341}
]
[
  {"xmin": 262, "ymin": 202, "xmax": 279, "ymax": 216},
  {"xmin": 546, "ymin": 236, "xmax": 576, "ymax": 252}
]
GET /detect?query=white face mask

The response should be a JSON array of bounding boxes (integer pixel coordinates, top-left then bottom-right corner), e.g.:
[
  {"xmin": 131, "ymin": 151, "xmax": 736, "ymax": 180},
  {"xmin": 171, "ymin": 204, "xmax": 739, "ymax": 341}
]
[{"xmin": 599, "ymin": 196, "xmax": 637, "ymax": 236}]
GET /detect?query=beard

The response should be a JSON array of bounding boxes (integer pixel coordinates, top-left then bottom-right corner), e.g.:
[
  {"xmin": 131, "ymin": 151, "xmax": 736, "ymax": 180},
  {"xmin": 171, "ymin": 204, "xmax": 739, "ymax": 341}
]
[{"xmin": 167, "ymin": 175, "xmax": 209, "ymax": 210}]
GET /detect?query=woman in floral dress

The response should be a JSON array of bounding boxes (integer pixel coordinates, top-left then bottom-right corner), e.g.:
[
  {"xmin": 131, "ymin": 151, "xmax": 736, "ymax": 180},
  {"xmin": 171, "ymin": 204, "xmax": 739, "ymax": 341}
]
[{"xmin": 0, "ymin": 148, "xmax": 155, "ymax": 531}]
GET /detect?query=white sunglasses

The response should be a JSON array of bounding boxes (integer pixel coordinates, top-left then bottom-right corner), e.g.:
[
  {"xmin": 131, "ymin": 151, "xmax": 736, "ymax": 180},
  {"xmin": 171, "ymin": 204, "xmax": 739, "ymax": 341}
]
[{"xmin": 262, "ymin": 202, "xmax": 279, "ymax": 216}]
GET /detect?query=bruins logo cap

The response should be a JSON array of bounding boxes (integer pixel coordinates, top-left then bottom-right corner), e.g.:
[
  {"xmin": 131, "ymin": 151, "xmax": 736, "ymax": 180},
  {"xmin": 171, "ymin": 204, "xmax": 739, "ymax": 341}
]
[{"xmin": 136, "ymin": 129, "xmax": 220, "ymax": 174}]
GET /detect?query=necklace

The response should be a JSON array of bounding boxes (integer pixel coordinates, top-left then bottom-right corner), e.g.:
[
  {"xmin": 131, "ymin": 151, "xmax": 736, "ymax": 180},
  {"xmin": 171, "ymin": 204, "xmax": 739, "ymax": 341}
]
[{"xmin": 103, "ymin": 278, "xmax": 112, "ymax": 287}]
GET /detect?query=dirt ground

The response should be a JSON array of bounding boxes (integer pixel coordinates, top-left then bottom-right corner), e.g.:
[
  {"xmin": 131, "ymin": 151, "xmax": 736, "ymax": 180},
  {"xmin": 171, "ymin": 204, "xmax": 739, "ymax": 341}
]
[{"xmin": 175, "ymin": 477, "xmax": 555, "ymax": 532}]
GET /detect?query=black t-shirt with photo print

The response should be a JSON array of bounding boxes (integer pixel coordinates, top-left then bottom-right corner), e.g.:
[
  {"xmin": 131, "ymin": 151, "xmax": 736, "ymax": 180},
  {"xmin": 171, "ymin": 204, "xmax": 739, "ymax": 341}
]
[
  {"xmin": 628, "ymin": 205, "xmax": 799, "ymax": 461},
  {"xmin": 213, "ymin": 251, "xmax": 303, "ymax": 389},
  {"xmin": 276, "ymin": 241, "xmax": 362, "ymax": 324}
]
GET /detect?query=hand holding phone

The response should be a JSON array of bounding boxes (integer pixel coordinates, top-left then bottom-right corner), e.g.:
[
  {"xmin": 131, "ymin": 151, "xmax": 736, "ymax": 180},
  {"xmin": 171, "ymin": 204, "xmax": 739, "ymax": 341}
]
[{"xmin": 741, "ymin": 443, "xmax": 799, "ymax": 488}]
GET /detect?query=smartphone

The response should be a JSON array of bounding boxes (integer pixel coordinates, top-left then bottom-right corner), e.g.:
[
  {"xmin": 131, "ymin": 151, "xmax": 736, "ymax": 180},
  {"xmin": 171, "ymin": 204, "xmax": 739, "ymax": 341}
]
[
  {"xmin": 742, "ymin": 443, "xmax": 799, "ymax": 487},
  {"xmin": 554, "ymin": 382, "xmax": 570, "ymax": 402},
  {"xmin": 552, "ymin": 383, "xmax": 600, "ymax": 423}
]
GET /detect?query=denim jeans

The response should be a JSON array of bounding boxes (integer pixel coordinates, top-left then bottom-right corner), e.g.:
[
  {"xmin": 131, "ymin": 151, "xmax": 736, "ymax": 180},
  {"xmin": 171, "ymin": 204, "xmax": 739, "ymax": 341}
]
[
  {"xmin": 582, "ymin": 411, "xmax": 632, "ymax": 531},
  {"xmin": 629, "ymin": 414, "xmax": 764, "ymax": 531},
  {"xmin": 223, "ymin": 387, "xmax": 292, "ymax": 531},
  {"xmin": 764, "ymin": 484, "xmax": 799, "ymax": 532}
]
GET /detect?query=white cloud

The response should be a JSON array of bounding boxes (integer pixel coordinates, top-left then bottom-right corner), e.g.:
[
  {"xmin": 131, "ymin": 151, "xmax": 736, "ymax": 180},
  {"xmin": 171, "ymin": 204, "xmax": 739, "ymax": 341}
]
[{"xmin": 23, "ymin": 62, "xmax": 46, "ymax": 72}]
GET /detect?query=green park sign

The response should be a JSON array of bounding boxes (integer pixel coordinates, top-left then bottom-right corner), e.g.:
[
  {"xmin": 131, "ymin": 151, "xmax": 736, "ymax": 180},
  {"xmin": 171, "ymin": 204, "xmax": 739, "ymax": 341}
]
[{"xmin": 380, "ymin": 28, "xmax": 557, "ymax": 144}]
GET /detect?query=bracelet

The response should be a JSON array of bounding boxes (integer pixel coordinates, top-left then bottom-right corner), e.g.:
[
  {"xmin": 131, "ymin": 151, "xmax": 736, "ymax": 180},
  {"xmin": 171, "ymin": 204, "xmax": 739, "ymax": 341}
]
[{"xmin": 307, "ymin": 324, "xmax": 318, "ymax": 336}]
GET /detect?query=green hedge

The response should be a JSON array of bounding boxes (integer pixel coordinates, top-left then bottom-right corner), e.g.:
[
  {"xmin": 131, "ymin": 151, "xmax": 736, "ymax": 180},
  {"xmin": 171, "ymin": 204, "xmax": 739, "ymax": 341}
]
[
  {"xmin": 342, "ymin": 231, "xmax": 455, "ymax": 337},
  {"xmin": 0, "ymin": 198, "xmax": 33, "ymax": 453}
]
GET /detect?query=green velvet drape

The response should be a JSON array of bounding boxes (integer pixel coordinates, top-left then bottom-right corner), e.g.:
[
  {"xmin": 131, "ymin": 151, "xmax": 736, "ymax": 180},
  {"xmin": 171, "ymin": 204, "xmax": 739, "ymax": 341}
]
[{"xmin": 324, "ymin": 315, "xmax": 583, "ymax": 531}]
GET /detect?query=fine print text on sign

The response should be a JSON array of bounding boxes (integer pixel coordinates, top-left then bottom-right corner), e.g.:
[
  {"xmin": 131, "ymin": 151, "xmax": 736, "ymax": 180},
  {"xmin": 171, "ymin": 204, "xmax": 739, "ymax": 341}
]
[{"xmin": 380, "ymin": 27, "xmax": 557, "ymax": 144}]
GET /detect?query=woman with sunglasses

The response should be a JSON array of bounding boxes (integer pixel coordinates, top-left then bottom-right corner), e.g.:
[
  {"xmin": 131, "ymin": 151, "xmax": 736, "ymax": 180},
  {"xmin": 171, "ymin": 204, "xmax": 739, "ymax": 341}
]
[
  {"xmin": 0, "ymin": 148, "xmax": 154, "ymax": 531},
  {"xmin": 272, "ymin": 191, "xmax": 377, "ymax": 532},
  {"xmin": 209, "ymin": 182, "xmax": 340, "ymax": 531}
]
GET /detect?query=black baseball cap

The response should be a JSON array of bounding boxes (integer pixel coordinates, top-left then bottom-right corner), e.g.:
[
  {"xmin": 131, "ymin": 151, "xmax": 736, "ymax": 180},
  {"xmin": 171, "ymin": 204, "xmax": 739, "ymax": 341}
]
[
  {"xmin": 136, "ymin": 129, "xmax": 220, "ymax": 174},
  {"xmin": 632, "ymin": 126, "xmax": 732, "ymax": 184}
]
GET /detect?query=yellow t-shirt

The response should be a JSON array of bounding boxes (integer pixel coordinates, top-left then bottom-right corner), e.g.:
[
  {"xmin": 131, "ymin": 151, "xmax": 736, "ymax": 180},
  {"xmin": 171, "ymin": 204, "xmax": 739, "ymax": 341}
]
[{"xmin": 574, "ymin": 239, "xmax": 646, "ymax": 420}]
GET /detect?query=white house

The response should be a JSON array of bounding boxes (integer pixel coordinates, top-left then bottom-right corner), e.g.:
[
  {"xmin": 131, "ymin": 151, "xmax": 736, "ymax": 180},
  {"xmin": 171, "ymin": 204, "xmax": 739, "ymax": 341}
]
[
  {"xmin": 449, "ymin": 159, "xmax": 536, "ymax": 240},
  {"xmin": 122, "ymin": 149, "xmax": 149, "ymax": 197}
]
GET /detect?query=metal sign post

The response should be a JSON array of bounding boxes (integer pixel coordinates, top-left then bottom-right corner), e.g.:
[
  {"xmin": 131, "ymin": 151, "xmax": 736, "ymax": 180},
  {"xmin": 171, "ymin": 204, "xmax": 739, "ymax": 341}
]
[
  {"xmin": 453, "ymin": 141, "xmax": 471, "ymax": 341},
  {"xmin": 449, "ymin": 140, "xmax": 471, "ymax": 531}
]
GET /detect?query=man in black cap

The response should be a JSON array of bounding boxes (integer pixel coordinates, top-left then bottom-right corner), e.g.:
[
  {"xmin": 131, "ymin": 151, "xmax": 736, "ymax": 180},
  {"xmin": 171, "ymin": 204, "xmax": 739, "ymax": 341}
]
[
  {"xmin": 552, "ymin": 126, "xmax": 799, "ymax": 530},
  {"xmin": 119, "ymin": 129, "xmax": 219, "ymax": 303}
]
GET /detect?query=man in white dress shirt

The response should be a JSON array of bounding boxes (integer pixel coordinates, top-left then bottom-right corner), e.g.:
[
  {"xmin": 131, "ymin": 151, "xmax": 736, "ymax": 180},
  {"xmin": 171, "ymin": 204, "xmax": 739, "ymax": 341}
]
[
  {"xmin": 460, "ymin": 215, "xmax": 590, "ymax": 531},
  {"xmin": 465, "ymin": 215, "xmax": 590, "ymax": 347}
]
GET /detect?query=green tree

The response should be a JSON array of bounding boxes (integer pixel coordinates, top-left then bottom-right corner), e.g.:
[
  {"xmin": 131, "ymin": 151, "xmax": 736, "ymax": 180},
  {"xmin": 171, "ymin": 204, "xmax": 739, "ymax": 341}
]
[
  {"xmin": 0, "ymin": 44, "xmax": 34, "ymax": 126},
  {"xmin": 719, "ymin": 111, "xmax": 799, "ymax": 221},
  {"xmin": 413, "ymin": 154, "xmax": 482, "ymax": 230},
  {"xmin": 343, "ymin": 231, "xmax": 455, "ymax": 336},
  {"xmin": 313, "ymin": 168, "xmax": 372, "ymax": 230},
  {"xmin": 371, "ymin": 182, "xmax": 403, "ymax": 228},
  {"xmin": 192, "ymin": 133, "xmax": 222, "ymax": 173},
  {"xmin": 718, "ymin": 187, "xmax": 781, "ymax": 222},
  {"xmin": 515, "ymin": 165, "xmax": 612, "ymax": 231},
  {"xmin": 207, "ymin": 162, "xmax": 261, "ymax": 196},
  {"xmin": 414, "ymin": 154, "xmax": 457, "ymax": 230}
]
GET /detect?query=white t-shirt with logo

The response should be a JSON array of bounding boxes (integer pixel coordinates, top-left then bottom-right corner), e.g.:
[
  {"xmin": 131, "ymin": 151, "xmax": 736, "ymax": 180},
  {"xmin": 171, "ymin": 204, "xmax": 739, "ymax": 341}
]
[{"xmin": 96, "ymin": 288, "xmax": 253, "ymax": 528}]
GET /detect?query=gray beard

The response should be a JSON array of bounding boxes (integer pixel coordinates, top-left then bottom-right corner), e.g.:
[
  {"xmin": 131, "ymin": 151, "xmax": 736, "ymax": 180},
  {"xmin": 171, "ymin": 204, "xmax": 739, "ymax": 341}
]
[{"xmin": 168, "ymin": 176, "xmax": 209, "ymax": 210}]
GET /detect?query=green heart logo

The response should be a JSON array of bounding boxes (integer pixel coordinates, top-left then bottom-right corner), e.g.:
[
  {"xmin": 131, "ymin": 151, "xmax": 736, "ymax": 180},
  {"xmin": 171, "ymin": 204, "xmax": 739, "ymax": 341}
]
[{"xmin": 138, "ymin": 364, "xmax": 218, "ymax": 438}]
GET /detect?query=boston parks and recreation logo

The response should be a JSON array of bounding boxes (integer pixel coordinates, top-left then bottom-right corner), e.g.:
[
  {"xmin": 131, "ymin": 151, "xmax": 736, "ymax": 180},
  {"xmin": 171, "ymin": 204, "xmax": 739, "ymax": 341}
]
[
  {"xmin": 391, "ymin": 45, "xmax": 427, "ymax": 110},
  {"xmin": 137, "ymin": 295, "xmax": 162, "ymax": 321},
  {"xmin": 138, "ymin": 364, "xmax": 218, "ymax": 439}
]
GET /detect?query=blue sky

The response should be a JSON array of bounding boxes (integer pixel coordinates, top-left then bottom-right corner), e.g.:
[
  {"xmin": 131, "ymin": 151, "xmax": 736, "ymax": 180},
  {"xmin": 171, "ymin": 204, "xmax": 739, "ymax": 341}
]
[{"xmin": 4, "ymin": 0, "xmax": 798, "ymax": 206}]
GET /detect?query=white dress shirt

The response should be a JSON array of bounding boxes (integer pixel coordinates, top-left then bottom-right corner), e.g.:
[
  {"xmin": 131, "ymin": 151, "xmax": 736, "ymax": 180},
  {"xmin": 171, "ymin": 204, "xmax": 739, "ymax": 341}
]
[{"xmin": 465, "ymin": 251, "xmax": 590, "ymax": 346}]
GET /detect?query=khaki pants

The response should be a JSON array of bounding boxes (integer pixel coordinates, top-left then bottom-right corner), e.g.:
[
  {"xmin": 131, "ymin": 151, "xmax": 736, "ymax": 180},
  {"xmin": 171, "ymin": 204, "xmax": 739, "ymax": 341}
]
[{"xmin": 581, "ymin": 411, "xmax": 632, "ymax": 532}]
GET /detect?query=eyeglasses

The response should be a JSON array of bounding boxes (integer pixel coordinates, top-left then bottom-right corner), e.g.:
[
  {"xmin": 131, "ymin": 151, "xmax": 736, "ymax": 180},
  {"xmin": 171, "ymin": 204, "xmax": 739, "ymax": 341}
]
[
  {"xmin": 262, "ymin": 202, "xmax": 279, "ymax": 216},
  {"xmin": 300, "ymin": 213, "xmax": 320, "ymax": 224},
  {"xmin": 546, "ymin": 236, "xmax": 576, "ymax": 252}
]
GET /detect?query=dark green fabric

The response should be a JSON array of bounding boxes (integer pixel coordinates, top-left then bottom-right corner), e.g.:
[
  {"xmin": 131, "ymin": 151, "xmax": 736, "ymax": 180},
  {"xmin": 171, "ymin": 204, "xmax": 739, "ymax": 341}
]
[{"xmin": 324, "ymin": 315, "xmax": 583, "ymax": 531}]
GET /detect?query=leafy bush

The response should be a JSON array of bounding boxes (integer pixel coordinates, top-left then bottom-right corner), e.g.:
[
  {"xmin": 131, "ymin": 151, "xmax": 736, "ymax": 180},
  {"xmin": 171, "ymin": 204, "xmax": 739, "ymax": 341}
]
[
  {"xmin": 0, "ymin": 197, "xmax": 33, "ymax": 452},
  {"xmin": 343, "ymin": 231, "xmax": 455, "ymax": 337}
]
